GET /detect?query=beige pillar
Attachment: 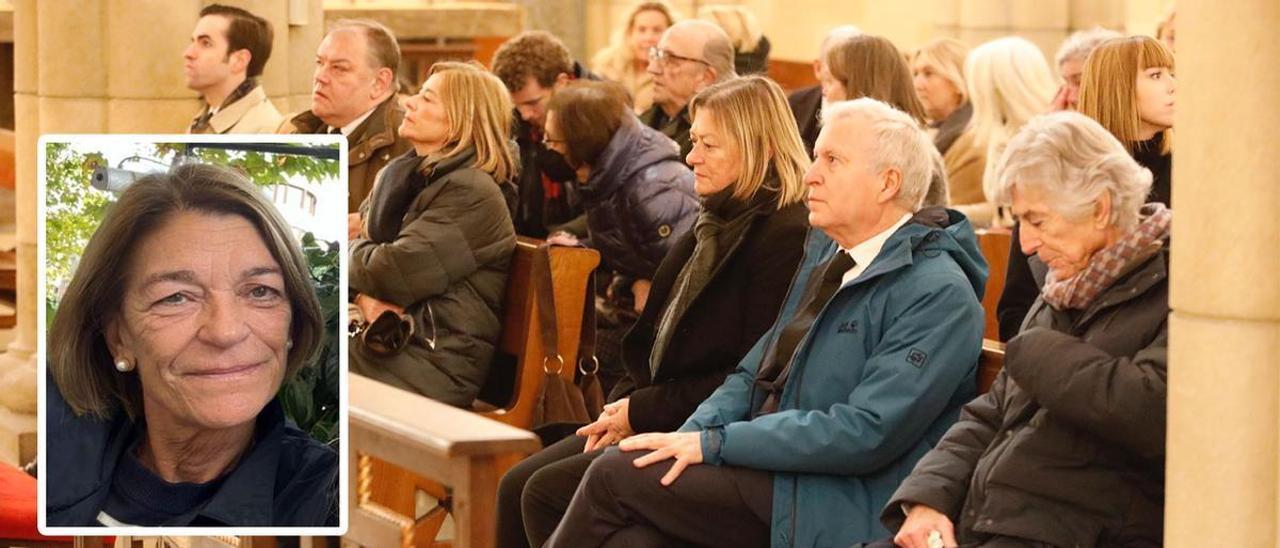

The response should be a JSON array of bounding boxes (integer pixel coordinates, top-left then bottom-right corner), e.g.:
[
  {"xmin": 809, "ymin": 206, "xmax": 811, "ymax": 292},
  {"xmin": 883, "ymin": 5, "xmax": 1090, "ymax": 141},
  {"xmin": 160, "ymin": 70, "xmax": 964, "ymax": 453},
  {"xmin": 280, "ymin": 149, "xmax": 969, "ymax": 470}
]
[
  {"xmin": 0, "ymin": 0, "xmax": 325, "ymax": 466},
  {"xmin": 940, "ymin": 0, "xmax": 1068, "ymax": 61},
  {"xmin": 1165, "ymin": 0, "xmax": 1280, "ymax": 545}
]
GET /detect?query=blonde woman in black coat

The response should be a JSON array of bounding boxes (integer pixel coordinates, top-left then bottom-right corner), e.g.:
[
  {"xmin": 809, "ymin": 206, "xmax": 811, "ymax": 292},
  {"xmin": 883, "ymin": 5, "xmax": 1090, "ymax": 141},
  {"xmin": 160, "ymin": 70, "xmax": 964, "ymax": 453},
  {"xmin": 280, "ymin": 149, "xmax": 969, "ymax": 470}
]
[{"xmin": 496, "ymin": 75, "xmax": 811, "ymax": 548}]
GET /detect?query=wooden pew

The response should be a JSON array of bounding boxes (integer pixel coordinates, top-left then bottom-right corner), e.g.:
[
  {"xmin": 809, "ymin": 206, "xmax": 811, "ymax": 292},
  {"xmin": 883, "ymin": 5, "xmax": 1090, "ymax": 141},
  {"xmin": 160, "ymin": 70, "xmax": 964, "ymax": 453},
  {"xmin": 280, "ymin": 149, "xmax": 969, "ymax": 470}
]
[
  {"xmin": 349, "ymin": 374, "xmax": 540, "ymax": 548},
  {"xmin": 976, "ymin": 229, "xmax": 1012, "ymax": 340},
  {"xmin": 362, "ymin": 237, "xmax": 600, "ymax": 546},
  {"xmin": 978, "ymin": 339, "xmax": 1006, "ymax": 394},
  {"xmin": 477, "ymin": 236, "xmax": 601, "ymax": 429}
]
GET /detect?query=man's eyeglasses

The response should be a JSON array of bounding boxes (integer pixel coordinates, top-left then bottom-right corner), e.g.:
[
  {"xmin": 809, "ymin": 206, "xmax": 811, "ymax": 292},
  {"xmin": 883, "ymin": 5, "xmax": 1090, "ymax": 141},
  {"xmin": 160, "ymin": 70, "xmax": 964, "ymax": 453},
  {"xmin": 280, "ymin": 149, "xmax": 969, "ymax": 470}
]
[{"xmin": 648, "ymin": 47, "xmax": 710, "ymax": 69}]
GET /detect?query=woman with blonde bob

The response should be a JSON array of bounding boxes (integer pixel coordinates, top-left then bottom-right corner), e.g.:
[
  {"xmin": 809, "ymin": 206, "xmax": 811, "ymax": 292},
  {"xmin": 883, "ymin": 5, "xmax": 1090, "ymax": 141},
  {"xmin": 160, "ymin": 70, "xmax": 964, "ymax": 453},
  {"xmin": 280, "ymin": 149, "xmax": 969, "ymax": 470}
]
[
  {"xmin": 1078, "ymin": 35, "xmax": 1175, "ymax": 205},
  {"xmin": 348, "ymin": 61, "xmax": 517, "ymax": 407},
  {"xmin": 47, "ymin": 163, "xmax": 334, "ymax": 526},
  {"xmin": 591, "ymin": 1, "xmax": 676, "ymax": 114},
  {"xmin": 910, "ymin": 38, "xmax": 971, "ymax": 155},
  {"xmin": 498, "ymin": 76, "xmax": 811, "ymax": 548},
  {"xmin": 887, "ymin": 111, "xmax": 1169, "ymax": 547},
  {"xmin": 947, "ymin": 36, "xmax": 1057, "ymax": 228}
]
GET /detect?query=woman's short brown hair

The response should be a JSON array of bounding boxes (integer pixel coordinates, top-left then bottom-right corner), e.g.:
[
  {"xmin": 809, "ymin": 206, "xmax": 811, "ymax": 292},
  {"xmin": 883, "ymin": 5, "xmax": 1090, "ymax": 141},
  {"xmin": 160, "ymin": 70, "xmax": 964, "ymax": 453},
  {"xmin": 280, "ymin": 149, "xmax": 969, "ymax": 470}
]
[
  {"xmin": 1077, "ymin": 35, "xmax": 1175, "ymax": 152},
  {"xmin": 826, "ymin": 34, "xmax": 927, "ymax": 124},
  {"xmin": 48, "ymin": 163, "xmax": 325, "ymax": 420},
  {"xmin": 546, "ymin": 80, "xmax": 632, "ymax": 168}
]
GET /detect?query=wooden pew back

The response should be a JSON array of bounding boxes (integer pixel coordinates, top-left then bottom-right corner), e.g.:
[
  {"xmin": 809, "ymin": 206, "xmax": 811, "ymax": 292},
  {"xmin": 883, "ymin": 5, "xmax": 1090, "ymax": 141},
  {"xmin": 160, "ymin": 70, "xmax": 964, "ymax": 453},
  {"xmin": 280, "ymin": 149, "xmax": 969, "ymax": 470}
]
[
  {"xmin": 478, "ymin": 237, "xmax": 601, "ymax": 429},
  {"xmin": 976, "ymin": 229, "xmax": 1012, "ymax": 340}
]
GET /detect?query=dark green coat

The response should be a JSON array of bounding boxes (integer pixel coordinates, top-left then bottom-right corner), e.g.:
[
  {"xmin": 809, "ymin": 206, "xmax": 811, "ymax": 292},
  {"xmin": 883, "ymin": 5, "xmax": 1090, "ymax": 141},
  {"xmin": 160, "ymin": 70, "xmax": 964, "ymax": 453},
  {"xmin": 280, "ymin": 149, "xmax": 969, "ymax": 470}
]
[{"xmin": 349, "ymin": 148, "xmax": 516, "ymax": 407}]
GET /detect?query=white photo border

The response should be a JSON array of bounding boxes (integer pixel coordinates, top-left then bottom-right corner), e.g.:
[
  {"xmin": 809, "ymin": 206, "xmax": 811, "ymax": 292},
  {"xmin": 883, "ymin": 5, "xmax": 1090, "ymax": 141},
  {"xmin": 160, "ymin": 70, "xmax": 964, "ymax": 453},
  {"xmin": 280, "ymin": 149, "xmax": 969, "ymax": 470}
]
[{"xmin": 36, "ymin": 133, "xmax": 350, "ymax": 538}]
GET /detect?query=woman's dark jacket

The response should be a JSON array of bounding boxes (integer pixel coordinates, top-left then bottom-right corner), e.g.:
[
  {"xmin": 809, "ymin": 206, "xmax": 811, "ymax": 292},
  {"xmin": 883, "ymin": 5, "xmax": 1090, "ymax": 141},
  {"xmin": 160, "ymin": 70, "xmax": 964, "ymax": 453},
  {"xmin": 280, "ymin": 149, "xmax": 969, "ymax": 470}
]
[
  {"xmin": 997, "ymin": 135, "xmax": 1171, "ymax": 340},
  {"xmin": 46, "ymin": 376, "xmax": 337, "ymax": 526},
  {"xmin": 609, "ymin": 186, "xmax": 809, "ymax": 434},
  {"xmin": 885, "ymin": 244, "xmax": 1169, "ymax": 546},
  {"xmin": 578, "ymin": 118, "xmax": 698, "ymax": 280},
  {"xmin": 350, "ymin": 147, "xmax": 517, "ymax": 407}
]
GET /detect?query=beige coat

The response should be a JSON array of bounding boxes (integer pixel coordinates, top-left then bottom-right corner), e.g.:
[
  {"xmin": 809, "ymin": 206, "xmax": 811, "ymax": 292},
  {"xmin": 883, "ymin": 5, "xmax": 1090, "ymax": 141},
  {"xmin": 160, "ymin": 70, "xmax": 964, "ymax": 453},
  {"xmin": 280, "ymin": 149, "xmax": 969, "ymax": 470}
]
[
  {"xmin": 188, "ymin": 84, "xmax": 283, "ymax": 134},
  {"xmin": 944, "ymin": 130, "xmax": 997, "ymax": 228}
]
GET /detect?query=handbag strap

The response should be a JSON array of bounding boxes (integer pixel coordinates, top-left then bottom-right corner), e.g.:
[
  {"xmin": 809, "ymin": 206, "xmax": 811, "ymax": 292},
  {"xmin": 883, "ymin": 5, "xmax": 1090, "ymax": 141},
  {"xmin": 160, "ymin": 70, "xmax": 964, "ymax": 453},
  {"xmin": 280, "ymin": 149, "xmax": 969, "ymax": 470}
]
[{"xmin": 532, "ymin": 244, "xmax": 598, "ymax": 376}]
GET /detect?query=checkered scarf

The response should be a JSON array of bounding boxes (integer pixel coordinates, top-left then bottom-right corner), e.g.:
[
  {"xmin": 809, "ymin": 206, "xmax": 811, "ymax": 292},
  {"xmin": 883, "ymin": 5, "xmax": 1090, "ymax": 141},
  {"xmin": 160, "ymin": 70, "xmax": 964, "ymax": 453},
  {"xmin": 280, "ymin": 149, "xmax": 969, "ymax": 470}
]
[{"xmin": 1041, "ymin": 203, "xmax": 1171, "ymax": 310}]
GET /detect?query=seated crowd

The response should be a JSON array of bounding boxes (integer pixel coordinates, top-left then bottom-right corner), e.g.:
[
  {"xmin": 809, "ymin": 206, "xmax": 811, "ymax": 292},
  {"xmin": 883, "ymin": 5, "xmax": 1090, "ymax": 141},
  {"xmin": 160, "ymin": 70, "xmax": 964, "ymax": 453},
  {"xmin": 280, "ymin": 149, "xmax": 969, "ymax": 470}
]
[{"xmin": 181, "ymin": 2, "xmax": 1175, "ymax": 546}]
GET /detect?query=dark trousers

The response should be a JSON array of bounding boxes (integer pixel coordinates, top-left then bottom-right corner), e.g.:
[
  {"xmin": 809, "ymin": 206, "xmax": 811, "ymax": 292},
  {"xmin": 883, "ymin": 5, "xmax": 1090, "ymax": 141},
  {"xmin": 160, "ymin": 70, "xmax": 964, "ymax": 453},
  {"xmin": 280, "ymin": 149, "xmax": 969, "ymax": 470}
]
[
  {"xmin": 497, "ymin": 435, "xmax": 605, "ymax": 548},
  {"xmin": 546, "ymin": 447, "xmax": 772, "ymax": 548}
]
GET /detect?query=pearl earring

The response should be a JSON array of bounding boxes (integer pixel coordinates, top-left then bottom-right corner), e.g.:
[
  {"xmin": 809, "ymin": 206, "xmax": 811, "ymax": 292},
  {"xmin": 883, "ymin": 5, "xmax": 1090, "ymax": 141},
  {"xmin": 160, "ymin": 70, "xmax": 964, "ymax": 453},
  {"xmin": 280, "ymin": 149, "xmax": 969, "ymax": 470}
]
[
  {"xmin": 286, "ymin": 339, "xmax": 294, "ymax": 350},
  {"xmin": 114, "ymin": 358, "xmax": 134, "ymax": 372}
]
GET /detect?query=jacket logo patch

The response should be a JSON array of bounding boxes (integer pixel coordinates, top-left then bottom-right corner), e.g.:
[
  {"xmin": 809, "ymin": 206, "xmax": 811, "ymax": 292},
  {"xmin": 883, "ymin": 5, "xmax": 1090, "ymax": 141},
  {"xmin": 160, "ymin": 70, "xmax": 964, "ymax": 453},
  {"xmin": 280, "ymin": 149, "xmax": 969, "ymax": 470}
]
[
  {"xmin": 906, "ymin": 348, "xmax": 928, "ymax": 368},
  {"xmin": 837, "ymin": 320, "xmax": 858, "ymax": 334}
]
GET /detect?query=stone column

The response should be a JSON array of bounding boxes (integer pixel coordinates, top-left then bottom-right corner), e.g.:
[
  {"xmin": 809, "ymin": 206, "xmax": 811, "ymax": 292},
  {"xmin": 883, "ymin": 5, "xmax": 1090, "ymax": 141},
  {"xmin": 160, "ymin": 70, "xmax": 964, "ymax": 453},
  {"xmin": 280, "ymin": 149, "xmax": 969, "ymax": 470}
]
[
  {"xmin": 0, "ymin": 0, "xmax": 325, "ymax": 466},
  {"xmin": 1165, "ymin": 0, "xmax": 1280, "ymax": 545}
]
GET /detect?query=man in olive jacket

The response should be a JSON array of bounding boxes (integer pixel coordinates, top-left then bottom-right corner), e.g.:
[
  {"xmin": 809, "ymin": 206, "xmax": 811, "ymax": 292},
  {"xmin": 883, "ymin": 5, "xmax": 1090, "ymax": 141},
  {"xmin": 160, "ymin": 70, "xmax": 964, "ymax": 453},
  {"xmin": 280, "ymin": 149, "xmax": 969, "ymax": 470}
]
[
  {"xmin": 278, "ymin": 19, "xmax": 411, "ymax": 212},
  {"xmin": 546, "ymin": 98, "xmax": 986, "ymax": 548}
]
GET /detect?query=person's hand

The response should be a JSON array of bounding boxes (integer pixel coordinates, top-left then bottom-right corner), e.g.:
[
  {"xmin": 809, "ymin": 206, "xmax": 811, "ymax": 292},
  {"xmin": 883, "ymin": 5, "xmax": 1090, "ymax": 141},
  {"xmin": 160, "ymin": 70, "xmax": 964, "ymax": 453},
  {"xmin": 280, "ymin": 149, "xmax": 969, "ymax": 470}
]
[
  {"xmin": 354, "ymin": 293, "xmax": 404, "ymax": 322},
  {"xmin": 546, "ymin": 231, "xmax": 580, "ymax": 247},
  {"xmin": 348, "ymin": 212, "xmax": 363, "ymax": 240},
  {"xmin": 619, "ymin": 431, "xmax": 703, "ymax": 486},
  {"xmin": 577, "ymin": 398, "xmax": 635, "ymax": 452},
  {"xmin": 1050, "ymin": 83, "xmax": 1071, "ymax": 112},
  {"xmin": 631, "ymin": 279, "xmax": 652, "ymax": 314},
  {"xmin": 894, "ymin": 504, "xmax": 958, "ymax": 548}
]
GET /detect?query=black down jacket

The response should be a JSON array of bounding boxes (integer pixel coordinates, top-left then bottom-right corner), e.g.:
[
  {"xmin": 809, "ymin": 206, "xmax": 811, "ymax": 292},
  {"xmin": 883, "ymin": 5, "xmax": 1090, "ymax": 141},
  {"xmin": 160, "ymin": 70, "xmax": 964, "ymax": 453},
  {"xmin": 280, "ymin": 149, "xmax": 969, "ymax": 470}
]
[
  {"xmin": 885, "ymin": 244, "xmax": 1170, "ymax": 547},
  {"xmin": 577, "ymin": 118, "xmax": 698, "ymax": 280}
]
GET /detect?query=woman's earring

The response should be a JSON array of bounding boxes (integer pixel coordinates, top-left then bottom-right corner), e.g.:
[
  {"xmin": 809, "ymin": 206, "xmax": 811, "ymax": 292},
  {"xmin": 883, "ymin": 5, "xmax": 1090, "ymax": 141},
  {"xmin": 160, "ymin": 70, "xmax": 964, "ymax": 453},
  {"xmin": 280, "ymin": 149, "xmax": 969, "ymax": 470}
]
[
  {"xmin": 114, "ymin": 358, "xmax": 134, "ymax": 372},
  {"xmin": 286, "ymin": 339, "xmax": 294, "ymax": 350}
]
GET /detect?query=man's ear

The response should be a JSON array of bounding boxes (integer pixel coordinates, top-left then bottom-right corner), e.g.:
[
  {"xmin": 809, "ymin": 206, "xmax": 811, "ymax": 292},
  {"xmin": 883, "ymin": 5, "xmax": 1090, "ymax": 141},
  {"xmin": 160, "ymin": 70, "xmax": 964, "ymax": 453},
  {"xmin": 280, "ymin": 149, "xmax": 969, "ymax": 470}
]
[
  {"xmin": 553, "ymin": 72, "xmax": 572, "ymax": 90},
  {"xmin": 701, "ymin": 66, "xmax": 719, "ymax": 87},
  {"xmin": 372, "ymin": 66, "xmax": 395, "ymax": 99},
  {"xmin": 877, "ymin": 166, "xmax": 903, "ymax": 205},
  {"xmin": 228, "ymin": 49, "xmax": 251, "ymax": 76}
]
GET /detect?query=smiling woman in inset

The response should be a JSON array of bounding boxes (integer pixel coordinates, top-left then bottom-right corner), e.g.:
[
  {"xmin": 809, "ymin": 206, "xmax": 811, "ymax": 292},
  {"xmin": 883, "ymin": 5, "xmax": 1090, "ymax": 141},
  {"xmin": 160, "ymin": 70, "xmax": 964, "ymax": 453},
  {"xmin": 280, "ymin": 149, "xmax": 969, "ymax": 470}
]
[{"xmin": 46, "ymin": 163, "xmax": 333, "ymax": 527}]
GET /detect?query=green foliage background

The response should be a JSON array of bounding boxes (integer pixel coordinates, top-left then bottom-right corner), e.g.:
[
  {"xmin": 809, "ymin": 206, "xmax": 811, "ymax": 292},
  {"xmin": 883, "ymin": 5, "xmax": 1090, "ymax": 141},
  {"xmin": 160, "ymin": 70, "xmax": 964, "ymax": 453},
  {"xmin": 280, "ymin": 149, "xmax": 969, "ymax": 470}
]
[{"xmin": 45, "ymin": 141, "xmax": 342, "ymax": 444}]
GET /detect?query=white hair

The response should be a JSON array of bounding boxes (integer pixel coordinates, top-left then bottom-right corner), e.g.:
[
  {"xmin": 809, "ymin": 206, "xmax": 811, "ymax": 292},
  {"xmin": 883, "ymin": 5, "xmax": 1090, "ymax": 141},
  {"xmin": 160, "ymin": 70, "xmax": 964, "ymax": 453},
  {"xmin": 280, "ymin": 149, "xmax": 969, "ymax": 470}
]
[
  {"xmin": 992, "ymin": 111, "xmax": 1152, "ymax": 230},
  {"xmin": 965, "ymin": 36, "xmax": 1058, "ymax": 201},
  {"xmin": 822, "ymin": 98, "xmax": 936, "ymax": 211},
  {"xmin": 818, "ymin": 25, "xmax": 863, "ymax": 58},
  {"xmin": 1054, "ymin": 27, "xmax": 1123, "ymax": 68}
]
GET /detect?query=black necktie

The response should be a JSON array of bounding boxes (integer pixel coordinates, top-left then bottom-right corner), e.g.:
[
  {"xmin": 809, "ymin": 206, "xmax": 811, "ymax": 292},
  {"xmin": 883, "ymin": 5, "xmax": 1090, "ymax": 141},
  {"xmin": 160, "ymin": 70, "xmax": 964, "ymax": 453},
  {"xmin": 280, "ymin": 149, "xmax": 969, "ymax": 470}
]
[{"xmin": 754, "ymin": 251, "xmax": 856, "ymax": 415}]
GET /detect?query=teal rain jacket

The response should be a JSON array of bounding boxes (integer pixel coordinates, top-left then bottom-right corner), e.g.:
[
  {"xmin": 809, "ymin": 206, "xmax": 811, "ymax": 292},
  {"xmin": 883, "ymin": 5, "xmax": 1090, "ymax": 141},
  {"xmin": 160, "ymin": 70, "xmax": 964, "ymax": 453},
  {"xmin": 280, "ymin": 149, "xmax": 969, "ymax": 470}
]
[{"xmin": 680, "ymin": 208, "xmax": 988, "ymax": 547}]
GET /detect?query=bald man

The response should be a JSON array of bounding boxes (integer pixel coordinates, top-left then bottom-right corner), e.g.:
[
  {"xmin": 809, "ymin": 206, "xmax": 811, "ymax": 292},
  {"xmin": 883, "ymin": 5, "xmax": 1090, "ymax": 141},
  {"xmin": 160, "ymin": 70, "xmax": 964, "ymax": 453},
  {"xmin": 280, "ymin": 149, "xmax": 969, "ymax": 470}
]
[
  {"xmin": 789, "ymin": 24, "xmax": 862, "ymax": 154},
  {"xmin": 640, "ymin": 20, "xmax": 737, "ymax": 158}
]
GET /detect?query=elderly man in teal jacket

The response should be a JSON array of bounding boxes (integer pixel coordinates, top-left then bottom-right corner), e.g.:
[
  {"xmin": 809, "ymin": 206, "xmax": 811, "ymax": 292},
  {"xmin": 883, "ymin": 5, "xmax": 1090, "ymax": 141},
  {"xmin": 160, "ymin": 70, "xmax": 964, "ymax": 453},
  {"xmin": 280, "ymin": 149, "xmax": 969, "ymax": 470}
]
[{"xmin": 545, "ymin": 97, "xmax": 988, "ymax": 548}]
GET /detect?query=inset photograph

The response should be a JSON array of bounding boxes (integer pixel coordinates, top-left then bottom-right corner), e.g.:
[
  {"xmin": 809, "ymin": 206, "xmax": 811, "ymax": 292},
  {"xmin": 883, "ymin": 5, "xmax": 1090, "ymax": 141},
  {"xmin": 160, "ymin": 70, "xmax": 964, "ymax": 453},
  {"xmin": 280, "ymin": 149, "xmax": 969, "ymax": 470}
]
[{"xmin": 38, "ymin": 135, "xmax": 346, "ymax": 534}]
